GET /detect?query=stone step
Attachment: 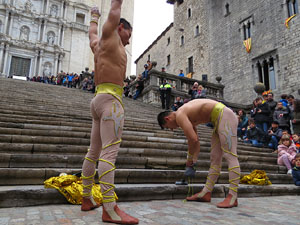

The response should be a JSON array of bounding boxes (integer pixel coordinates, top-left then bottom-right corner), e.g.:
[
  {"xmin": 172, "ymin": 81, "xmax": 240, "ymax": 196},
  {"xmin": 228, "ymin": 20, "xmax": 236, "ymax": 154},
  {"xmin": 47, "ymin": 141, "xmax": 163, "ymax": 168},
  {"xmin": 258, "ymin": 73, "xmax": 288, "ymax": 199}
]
[
  {"xmin": 0, "ymin": 167, "xmax": 290, "ymax": 186},
  {"xmin": 0, "ymin": 183, "xmax": 299, "ymax": 208}
]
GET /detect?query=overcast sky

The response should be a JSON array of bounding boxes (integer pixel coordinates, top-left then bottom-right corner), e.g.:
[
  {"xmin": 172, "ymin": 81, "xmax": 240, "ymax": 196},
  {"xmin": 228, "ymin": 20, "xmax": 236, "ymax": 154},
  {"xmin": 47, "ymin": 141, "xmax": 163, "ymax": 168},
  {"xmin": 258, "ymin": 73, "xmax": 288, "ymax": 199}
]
[{"xmin": 131, "ymin": 0, "xmax": 174, "ymax": 75}]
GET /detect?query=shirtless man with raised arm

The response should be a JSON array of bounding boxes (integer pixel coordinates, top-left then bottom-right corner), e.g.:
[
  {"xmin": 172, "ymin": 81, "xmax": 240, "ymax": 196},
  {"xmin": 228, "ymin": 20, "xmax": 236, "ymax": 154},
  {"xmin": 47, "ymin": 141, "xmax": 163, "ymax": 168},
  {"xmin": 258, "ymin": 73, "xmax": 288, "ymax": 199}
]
[
  {"xmin": 81, "ymin": 1, "xmax": 139, "ymax": 224},
  {"xmin": 157, "ymin": 99, "xmax": 241, "ymax": 208}
]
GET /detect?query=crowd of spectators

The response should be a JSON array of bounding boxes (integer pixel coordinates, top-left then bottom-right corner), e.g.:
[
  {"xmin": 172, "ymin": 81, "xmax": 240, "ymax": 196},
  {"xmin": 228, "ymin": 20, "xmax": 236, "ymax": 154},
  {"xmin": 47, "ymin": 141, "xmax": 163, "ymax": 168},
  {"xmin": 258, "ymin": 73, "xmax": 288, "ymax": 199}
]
[
  {"xmin": 235, "ymin": 91, "xmax": 300, "ymax": 174},
  {"xmin": 24, "ymin": 70, "xmax": 96, "ymax": 93}
]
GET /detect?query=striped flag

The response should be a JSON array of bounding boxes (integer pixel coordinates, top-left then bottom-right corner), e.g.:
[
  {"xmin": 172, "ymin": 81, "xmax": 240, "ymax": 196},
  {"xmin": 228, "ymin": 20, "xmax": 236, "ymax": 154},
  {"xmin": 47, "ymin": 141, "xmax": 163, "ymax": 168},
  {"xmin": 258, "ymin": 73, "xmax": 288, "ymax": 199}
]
[
  {"xmin": 243, "ymin": 38, "xmax": 251, "ymax": 53},
  {"xmin": 285, "ymin": 14, "xmax": 296, "ymax": 28}
]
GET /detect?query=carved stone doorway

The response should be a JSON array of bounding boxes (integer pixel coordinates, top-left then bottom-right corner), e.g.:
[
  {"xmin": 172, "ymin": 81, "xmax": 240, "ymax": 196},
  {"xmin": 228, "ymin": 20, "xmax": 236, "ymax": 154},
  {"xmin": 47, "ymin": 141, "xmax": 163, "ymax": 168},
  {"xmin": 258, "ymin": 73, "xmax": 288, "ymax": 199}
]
[{"xmin": 9, "ymin": 56, "xmax": 31, "ymax": 77}]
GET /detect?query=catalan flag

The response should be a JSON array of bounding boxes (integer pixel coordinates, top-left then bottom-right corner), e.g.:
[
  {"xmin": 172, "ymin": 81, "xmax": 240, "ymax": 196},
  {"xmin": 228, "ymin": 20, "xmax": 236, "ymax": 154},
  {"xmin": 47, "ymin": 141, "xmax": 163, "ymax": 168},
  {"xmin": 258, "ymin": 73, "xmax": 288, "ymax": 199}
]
[
  {"xmin": 285, "ymin": 14, "xmax": 296, "ymax": 28},
  {"xmin": 243, "ymin": 37, "xmax": 251, "ymax": 53}
]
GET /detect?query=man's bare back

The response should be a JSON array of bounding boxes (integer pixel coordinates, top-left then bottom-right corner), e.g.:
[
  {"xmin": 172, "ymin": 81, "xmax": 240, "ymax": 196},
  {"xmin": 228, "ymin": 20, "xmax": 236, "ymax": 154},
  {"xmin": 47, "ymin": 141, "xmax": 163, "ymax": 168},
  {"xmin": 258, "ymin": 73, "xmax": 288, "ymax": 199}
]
[{"xmin": 176, "ymin": 99, "xmax": 218, "ymax": 126}]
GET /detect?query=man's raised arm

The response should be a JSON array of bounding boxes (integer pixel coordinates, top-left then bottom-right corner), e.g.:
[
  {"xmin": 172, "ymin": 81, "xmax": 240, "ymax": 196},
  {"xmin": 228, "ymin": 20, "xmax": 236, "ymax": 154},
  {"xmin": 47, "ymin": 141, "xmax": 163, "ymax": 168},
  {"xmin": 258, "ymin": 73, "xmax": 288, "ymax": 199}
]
[
  {"xmin": 89, "ymin": 7, "xmax": 101, "ymax": 54},
  {"xmin": 102, "ymin": 0, "xmax": 123, "ymax": 39}
]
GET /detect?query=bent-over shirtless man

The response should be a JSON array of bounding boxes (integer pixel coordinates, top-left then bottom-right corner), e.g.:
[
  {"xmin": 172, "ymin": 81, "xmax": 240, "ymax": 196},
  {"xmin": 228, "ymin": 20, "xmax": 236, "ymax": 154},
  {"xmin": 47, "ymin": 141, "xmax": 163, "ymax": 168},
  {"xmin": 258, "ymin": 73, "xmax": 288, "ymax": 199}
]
[
  {"xmin": 81, "ymin": 1, "xmax": 139, "ymax": 224},
  {"xmin": 157, "ymin": 99, "xmax": 241, "ymax": 208}
]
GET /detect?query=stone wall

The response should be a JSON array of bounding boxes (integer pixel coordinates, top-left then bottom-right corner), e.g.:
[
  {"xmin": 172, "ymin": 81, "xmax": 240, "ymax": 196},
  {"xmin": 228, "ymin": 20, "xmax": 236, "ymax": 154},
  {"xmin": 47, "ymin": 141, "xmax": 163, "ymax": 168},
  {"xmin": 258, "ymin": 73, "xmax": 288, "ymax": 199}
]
[{"xmin": 135, "ymin": 0, "xmax": 300, "ymax": 104}]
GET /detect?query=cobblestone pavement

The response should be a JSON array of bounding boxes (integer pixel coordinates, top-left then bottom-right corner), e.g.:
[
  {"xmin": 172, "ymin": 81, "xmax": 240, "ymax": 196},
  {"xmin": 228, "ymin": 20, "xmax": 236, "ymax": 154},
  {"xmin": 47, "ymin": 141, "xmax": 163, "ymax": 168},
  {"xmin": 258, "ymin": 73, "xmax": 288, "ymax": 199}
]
[{"xmin": 0, "ymin": 196, "xmax": 299, "ymax": 225}]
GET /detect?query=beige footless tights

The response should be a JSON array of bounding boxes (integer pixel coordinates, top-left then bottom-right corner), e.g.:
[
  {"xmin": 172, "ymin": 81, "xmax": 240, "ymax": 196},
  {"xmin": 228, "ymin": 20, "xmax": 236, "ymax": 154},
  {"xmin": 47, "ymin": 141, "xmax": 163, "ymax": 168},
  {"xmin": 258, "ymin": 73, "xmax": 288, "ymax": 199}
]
[
  {"xmin": 81, "ymin": 93, "xmax": 124, "ymax": 210},
  {"xmin": 199, "ymin": 105, "xmax": 240, "ymax": 199}
]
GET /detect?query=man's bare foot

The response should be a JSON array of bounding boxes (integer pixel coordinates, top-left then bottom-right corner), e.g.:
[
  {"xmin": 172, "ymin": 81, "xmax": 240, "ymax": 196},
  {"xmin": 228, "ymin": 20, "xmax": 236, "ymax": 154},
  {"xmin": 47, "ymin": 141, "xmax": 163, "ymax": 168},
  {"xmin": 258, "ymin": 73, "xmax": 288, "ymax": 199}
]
[
  {"xmin": 102, "ymin": 205, "xmax": 139, "ymax": 224},
  {"xmin": 186, "ymin": 191, "xmax": 211, "ymax": 202},
  {"xmin": 81, "ymin": 198, "xmax": 101, "ymax": 211},
  {"xmin": 217, "ymin": 194, "xmax": 238, "ymax": 208}
]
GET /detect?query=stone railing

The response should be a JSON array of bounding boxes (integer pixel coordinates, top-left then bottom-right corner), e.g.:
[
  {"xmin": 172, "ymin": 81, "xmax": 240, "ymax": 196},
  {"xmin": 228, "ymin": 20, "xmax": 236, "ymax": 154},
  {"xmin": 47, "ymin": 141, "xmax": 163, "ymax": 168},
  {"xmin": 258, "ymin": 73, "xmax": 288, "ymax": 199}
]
[{"xmin": 128, "ymin": 69, "xmax": 224, "ymax": 106}]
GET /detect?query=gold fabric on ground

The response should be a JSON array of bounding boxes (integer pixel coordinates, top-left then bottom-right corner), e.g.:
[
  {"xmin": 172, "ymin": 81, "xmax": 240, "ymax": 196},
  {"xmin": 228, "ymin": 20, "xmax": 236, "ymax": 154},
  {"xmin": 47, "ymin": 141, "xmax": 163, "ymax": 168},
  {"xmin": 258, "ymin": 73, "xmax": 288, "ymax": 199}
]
[
  {"xmin": 44, "ymin": 175, "xmax": 106, "ymax": 205},
  {"xmin": 240, "ymin": 170, "xmax": 272, "ymax": 185}
]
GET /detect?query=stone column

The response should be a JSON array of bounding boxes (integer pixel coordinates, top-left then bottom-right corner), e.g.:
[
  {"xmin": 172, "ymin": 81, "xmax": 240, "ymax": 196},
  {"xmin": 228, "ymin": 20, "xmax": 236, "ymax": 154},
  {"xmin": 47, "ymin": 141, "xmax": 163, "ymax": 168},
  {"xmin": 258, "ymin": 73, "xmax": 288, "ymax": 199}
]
[
  {"xmin": 54, "ymin": 53, "xmax": 59, "ymax": 75},
  {"xmin": 38, "ymin": 50, "xmax": 44, "ymax": 76},
  {"xmin": 32, "ymin": 50, "xmax": 39, "ymax": 77},
  {"xmin": 58, "ymin": 54, "xmax": 63, "ymax": 73},
  {"xmin": 0, "ymin": 43, "xmax": 5, "ymax": 73},
  {"xmin": 42, "ymin": 20, "xmax": 47, "ymax": 43},
  {"xmin": 61, "ymin": 26, "xmax": 65, "ymax": 48},
  {"xmin": 37, "ymin": 19, "xmax": 42, "ymax": 42},
  {"xmin": 57, "ymin": 24, "xmax": 61, "ymax": 46},
  {"xmin": 60, "ymin": 1, "xmax": 64, "ymax": 18},
  {"xmin": 8, "ymin": 12, "xmax": 13, "ymax": 36},
  {"xmin": 64, "ymin": 2, "xmax": 68, "ymax": 20},
  {"xmin": 45, "ymin": 0, "xmax": 49, "ymax": 14},
  {"xmin": 4, "ymin": 11, "xmax": 9, "ymax": 35},
  {"xmin": 3, "ymin": 44, "xmax": 10, "ymax": 76}
]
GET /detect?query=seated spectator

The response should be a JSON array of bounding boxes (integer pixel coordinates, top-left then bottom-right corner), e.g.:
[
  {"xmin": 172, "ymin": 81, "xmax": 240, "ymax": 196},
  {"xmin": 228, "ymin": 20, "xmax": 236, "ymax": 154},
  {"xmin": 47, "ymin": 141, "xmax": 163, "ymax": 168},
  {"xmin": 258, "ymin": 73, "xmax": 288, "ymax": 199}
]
[
  {"xmin": 194, "ymin": 85, "xmax": 206, "ymax": 99},
  {"xmin": 178, "ymin": 69, "xmax": 184, "ymax": 77},
  {"xmin": 273, "ymin": 102, "xmax": 290, "ymax": 132},
  {"xmin": 277, "ymin": 134, "xmax": 297, "ymax": 174},
  {"xmin": 252, "ymin": 97, "xmax": 271, "ymax": 133},
  {"xmin": 172, "ymin": 96, "xmax": 184, "ymax": 111},
  {"xmin": 237, "ymin": 109, "xmax": 248, "ymax": 140},
  {"xmin": 188, "ymin": 82, "xmax": 199, "ymax": 100},
  {"xmin": 133, "ymin": 74, "xmax": 144, "ymax": 100},
  {"xmin": 292, "ymin": 133, "xmax": 300, "ymax": 152},
  {"xmin": 267, "ymin": 121, "xmax": 282, "ymax": 150},
  {"xmin": 292, "ymin": 153, "xmax": 300, "ymax": 186},
  {"xmin": 244, "ymin": 119, "xmax": 266, "ymax": 148}
]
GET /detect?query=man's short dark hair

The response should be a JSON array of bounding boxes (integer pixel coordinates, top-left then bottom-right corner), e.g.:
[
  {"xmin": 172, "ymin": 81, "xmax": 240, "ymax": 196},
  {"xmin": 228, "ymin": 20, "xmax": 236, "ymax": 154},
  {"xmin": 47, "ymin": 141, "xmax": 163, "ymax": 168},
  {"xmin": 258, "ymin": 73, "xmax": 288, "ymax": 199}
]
[
  {"xmin": 248, "ymin": 118, "xmax": 255, "ymax": 125},
  {"xmin": 272, "ymin": 121, "xmax": 279, "ymax": 125},
  {"xmin": 120, "ymin": 18, "xmax": 132, "ymax": 30},
  {"xmin": 157, "ymin": 111, "xmax": 171, "ymax": 129},
  {"xmin": 288, "ymin": 94, "xmax": 295, "ymax": 99}
]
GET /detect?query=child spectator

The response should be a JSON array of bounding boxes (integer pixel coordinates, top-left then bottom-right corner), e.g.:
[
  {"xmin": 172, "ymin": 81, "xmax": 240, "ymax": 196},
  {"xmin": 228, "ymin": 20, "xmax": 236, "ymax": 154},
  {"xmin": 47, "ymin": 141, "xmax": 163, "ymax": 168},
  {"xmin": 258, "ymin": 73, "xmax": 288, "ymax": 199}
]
[
  {"xmin": 292, "ymin": 133, "xmax": 300, "ymax": 152},
  {"xmin": 292, "ymin": 153, "xmax": 300, "ymax": 186},
  {"xmin": 188, "ymin": 82, "xmax": 199, "ymax": 100},
  {"xmin": 279, "ymin": 94, "xmax": 289, "ymax": 107},
  {"xmin": 267, "ymin": 121, "xmax": 282, "ymax": 150},
  {"xmin": 237, "ymin": 109, "xmax": 248, "ymax": 140},
  {"xmin": 194, "ymin": 85, "xmax": 206, "ymax": 99},
  {"xmin": 277, "ymin": 134, "xmax": 298, "ymax": 174},
  {"xmin": 244, "ymin": 119, "xmax": 266, "ymax": 148}
]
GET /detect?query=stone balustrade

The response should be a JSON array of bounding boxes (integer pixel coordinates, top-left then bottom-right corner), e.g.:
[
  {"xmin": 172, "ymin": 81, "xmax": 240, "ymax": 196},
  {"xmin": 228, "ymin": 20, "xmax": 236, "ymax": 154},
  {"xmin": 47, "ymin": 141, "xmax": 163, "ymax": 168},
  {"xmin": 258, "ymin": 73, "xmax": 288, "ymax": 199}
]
[{"xmin": 128, "ymin": 69, "xmax": 224, "ymax": 106}]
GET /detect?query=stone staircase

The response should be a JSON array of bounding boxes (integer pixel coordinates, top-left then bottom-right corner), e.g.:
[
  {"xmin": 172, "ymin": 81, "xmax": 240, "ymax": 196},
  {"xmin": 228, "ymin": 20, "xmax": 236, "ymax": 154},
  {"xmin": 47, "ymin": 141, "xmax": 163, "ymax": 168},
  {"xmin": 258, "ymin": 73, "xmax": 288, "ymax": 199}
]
[{"xmin": 0, "ymin": 77, "xmax": 298, "ymax": 208}]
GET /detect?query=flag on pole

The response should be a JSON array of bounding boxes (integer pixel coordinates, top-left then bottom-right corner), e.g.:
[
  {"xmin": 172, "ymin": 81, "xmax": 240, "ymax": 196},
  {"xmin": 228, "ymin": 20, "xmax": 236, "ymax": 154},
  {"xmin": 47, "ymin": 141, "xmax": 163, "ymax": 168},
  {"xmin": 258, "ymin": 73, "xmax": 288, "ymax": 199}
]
[
  {"xmin": 243, "ymin": 37, "xmax": 251, "ymax": 53},
  {"xmin": 285, "ymin": 14, "xmax": 296, "ymax": 28}
]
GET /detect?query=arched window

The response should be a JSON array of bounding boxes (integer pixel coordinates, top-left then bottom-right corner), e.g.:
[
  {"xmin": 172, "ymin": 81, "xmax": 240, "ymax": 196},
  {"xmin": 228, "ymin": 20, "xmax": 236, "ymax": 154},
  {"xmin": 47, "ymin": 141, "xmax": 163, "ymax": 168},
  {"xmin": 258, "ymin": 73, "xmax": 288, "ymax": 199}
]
[
  {"xmin": 188, "ymin": 8, "xmax": 191, "ymax": 18},
  {"xmin": 180, "ymin": 35, "xmax": 184, "ymax": 46},
  {"xmin": 287, "ymin": 0, "xmax": 299, "ymax": 17},
  {"xmin": 225, "ymin": 3, "xmax": 230, "ymax": 15}
]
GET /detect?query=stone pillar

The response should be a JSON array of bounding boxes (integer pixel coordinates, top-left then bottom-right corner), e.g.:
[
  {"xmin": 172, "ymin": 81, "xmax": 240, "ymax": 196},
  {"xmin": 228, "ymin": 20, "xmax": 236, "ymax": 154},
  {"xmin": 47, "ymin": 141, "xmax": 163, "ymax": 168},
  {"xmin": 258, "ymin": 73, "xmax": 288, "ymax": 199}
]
[
  {"xmin": 3, "ymin": 44, "xmax": 10, "ymax": 76},
  {"xmin": 60, "ymin": 1, "xmax": 64, "ymax": 18},
  {"xmin": 0, "ymin": 43, "xmax": 5, "ymax": 73},
  {"xmin": 64, "ymin": 2, "xmax": 68, "ymax": 20},
  {"xmin": 45, "ymin": 0, "xmax": 49, "ymax": 14},
  {"xmin": 42, "ymin": 20, "xmax": 47, "ymax": 42},
  {"xmin": 32, "ymin": 50, "xmax": 39, "ymax": 77},
  {"xmin": 54, "ymin": 53, "xmax": 59, "ymax": 75},
  {"xmin": 37, "ymin": 19, "xmax": 42, "ymax": 42},
  {"xmin": 4, "ymin": 11, "xmax": 9, "ymax": 35},
  {"xmin": 8, "ymin": 12, "xmax": 13, "ymax": 36},
  {"xmin": 38, "ymin": 50, "xmax": 44, "ymax": 76},
  {"xmin": 61, "ymin": 26, "xmax": 65, "ymax": 48},
  {"xmin": 57, "ymin": 24, "xmax": 61, "ymax": 46}
]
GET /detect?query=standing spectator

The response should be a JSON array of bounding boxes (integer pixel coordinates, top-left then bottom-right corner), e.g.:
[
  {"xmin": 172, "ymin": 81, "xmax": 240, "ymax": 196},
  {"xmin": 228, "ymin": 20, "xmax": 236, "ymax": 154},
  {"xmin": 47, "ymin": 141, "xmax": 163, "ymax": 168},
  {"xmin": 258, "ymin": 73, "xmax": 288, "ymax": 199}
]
[
  {"xmin": 279, "ymin": 94, "xmax": 289, "ymax": 107},
  {"xmin": 277, "ymin": 134, "xmax": 298, "ymax": 174},
  {"xmin": 142, "ymin": 64, "xmax": 149, "ymax": 80},
  {"xmin": 252, "ymin": 97, "xmax": 271, "ymax": 133},
  {"xmin": 146, "ymin": 60, "xmax": 153, "ymax": 71},
  {"xmin": 123, "ymin": 82, "xmax": 130, "ymax": 97},
  {"xmin": 161, "ymin": 67, "xmax": 166, "ymax": 73},
  {"xmin": 262, "ymin": 91, "xmax": 268, "ymax": 104},
  {"xmin": 171, "ymin": 96, "xmax": 183, "ymax": 111},
  {"xmin": 273, "ymin": 102, "xmax": 290, "ymax": 132},
  {"xmin": 188, "ymin": 82, "xmax": 199, "ymax": 100},
  {"xmin": 267, "ymin": 121, "xmax": 282, "ymax": 150},
  {"xmin": 178, "ymin": 69, "xmax": 184, "ymax": 77},
  {"xmin": 237, "ymin": 109, "xmax": 248, "ymax": 140},
  {"xmin": 67, "ymin": 73, "xmax": 74, "ymax": 88},
  {"xmin": 133, "ymin": 74, "xmax": 144, "ymax": 100},
  {"xmin": 159, "ymin": 79, "xmax": 172, "ymax": 109},
  {"xmin": 292, "ymin": 153, "xmax": 300, "ymax": 186},
  {"xmin": 266, "ymin": 92, "xmax": 277, "ymax": 121},
  {"xmin": 244, "ymin": 119, "xmax": 266, "ymax": 148}
]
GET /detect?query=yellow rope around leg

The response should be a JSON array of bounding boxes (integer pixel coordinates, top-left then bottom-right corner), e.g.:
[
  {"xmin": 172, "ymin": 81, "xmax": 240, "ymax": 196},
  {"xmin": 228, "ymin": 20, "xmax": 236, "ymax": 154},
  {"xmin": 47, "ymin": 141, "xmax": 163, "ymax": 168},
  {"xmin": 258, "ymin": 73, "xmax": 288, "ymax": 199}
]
[
  {"xmin": 81, "ymin": 170, "xmax": 97, "ymax": 197},
  {"xmin": 98, "ymin": 158, "xmax": 116, "ymax": 203},
  {"xmin": 204, "ymin": 165, "xmax": 220, "ymax": 192},
  {"xmin": 228, "ymin": 166, "xmax": 240, "ymax": 193}
]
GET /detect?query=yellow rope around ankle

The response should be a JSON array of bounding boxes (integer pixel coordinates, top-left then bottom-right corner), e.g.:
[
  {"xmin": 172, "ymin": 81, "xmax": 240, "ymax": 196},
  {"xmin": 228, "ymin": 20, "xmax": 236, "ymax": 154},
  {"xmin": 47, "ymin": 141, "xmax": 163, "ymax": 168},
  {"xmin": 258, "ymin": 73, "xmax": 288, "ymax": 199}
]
[
  {"xmin": 205, "ymin": 165, "xmax": 220, "ymax": 192},
  {"xmin": 81, "ymin": 170, "xmax": 96, "ymax": 197},
  {"xmin": 98, "ymin": 158, "xmax": 116, "ymax": 203},
  {"xmin": 228, "ymin": 166, "xmax": 240, "ymax": 193}
]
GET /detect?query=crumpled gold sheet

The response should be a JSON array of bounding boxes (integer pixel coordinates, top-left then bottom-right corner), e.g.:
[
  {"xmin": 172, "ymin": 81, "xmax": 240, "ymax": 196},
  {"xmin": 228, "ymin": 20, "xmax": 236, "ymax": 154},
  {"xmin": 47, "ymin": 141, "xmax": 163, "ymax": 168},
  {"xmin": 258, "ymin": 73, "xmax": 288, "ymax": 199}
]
[
  {"xmin": 240, "ymin": 169, "xmax": 272, "ymax": 185},
  {"xmin": 44, "ymin": 174, "xmax": 117, "ymax": 205}
]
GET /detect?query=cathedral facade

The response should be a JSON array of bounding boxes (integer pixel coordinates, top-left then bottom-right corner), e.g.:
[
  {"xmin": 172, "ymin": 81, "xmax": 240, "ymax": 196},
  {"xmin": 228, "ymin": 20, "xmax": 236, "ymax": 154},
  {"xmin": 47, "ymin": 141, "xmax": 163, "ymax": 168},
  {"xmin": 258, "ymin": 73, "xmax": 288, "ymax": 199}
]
[
  {"xmin": 0, "ymin": 0, "xmax": 133, "ymax": 78},
  {"xmin": 135, "ymin": 0, "xmax": 299, "ymax": 104}
]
